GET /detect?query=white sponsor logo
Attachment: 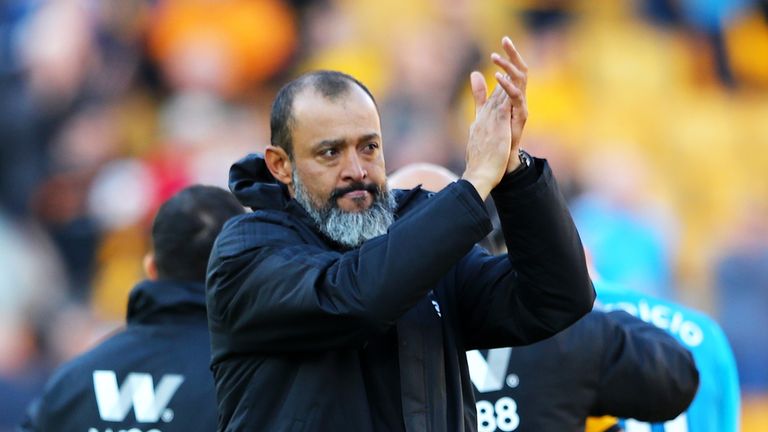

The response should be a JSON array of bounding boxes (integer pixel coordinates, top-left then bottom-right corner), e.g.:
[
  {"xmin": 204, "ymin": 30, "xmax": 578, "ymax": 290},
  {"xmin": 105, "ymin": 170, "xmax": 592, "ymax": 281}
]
[
  {"xmin": 92, "ymin": 370, "xmax": 184, "ymax": 423},
  {"xmin": 600, "ymin": 299, "xmax": 704, "ymax": 347},
  {"xmin": 467, "ymin": 348, "xmax": 513, "ymax": 393}
]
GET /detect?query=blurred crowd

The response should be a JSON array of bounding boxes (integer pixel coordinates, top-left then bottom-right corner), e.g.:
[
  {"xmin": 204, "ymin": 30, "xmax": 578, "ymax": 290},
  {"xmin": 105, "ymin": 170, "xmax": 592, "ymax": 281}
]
[{"xmin": 1, "ymin": 0, "xmax": 767, "ymax": 430}]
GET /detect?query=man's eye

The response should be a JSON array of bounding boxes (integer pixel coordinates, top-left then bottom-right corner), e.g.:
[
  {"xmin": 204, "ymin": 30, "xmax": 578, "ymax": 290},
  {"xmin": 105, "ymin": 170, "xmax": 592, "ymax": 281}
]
[
  {"xmin": 321, "ymin": 148, "xmax": 338, "ymax": 157},
  {"xmin": 363, "ymin": 142, "xmax": 379, "ymax": 152}
]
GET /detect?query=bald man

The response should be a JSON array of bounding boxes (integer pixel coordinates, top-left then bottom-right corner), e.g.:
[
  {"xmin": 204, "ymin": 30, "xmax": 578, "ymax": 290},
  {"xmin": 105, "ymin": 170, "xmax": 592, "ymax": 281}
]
[{"xmin": 387, "ymin": 163, "xmax": 460, "ymax": 192}]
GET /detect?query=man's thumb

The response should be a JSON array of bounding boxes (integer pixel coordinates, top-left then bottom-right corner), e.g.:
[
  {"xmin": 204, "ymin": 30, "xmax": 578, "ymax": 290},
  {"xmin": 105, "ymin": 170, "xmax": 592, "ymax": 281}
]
[{"xmin": 470, "ymin": 71, "xmax": 488, "ymax": 116}]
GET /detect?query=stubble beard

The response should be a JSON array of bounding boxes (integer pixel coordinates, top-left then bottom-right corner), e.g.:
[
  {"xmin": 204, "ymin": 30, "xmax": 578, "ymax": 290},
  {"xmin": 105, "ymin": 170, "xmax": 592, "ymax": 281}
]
[{"xmin": 292, "ymin": 169, "xmax": 397, "ymax": 248}]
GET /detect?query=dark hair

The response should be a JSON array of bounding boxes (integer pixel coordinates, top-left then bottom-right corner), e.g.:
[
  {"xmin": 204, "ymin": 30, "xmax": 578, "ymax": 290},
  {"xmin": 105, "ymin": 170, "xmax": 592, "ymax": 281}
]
[
  {"xmin": 270, "ymin": 70, "xmax": 377, "ymax": 157},
  {"xmin": 151, "ymin": 185, "xmax": 245, "ymax": 282}
]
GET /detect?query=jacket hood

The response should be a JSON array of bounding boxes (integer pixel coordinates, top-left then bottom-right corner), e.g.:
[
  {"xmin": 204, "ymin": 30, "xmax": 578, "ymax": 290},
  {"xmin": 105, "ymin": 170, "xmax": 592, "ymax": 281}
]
[
  {"xmin": 229, "ymin": 153, "xmax": 290, "ymax": 210},
  {"xmin": 126, "ymin": 279, "xmax": 207, "ymax": 325}
]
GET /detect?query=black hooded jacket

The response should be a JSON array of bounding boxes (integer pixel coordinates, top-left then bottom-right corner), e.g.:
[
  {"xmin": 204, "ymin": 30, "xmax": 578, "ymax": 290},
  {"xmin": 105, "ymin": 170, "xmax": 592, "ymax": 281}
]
[
  {"xmin": 206, "ymin": 154, "xmax": 595, "ymax": 431},
  {"xmin": 20, "ymin": 280, "xmax": 218, "ymax": 432},
  {"xmin": 470, "ymin": 310, "xmax": 699, "ymax": 432}
]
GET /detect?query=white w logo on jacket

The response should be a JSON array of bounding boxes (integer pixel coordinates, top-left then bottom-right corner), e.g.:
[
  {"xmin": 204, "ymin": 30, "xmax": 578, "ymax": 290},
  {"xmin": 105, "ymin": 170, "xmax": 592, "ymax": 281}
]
[
  {"xmin": 92, "ymin": 370, "xmax": 185, "ymax": 422},
  {"xmin": 467, "ymin": 348, "xmax": 513, "ymax": 393}
]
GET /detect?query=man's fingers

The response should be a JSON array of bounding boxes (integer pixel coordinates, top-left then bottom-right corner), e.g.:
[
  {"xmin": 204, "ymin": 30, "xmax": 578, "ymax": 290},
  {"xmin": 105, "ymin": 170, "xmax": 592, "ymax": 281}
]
[
  {"xmin": 494, "ymin": 73, "xmax": 523, "ymax": 106},
  {"xmin": 491, "ymin": 53, "xmax": 526, "ymax": 89},
  {"xmin": 470, "ymin": 71, "xmax": 488, "ymax": 116},
  {"xmin": 502, "ymin": 36, "xmax": 528, "ymax": 73}
]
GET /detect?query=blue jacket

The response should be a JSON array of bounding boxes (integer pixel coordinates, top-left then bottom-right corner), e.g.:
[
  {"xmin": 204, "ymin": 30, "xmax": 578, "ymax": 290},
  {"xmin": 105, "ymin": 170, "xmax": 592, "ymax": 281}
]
[
  {"xmin": 596, "ymin": 283, "xmax": 740, "ymax": 432},
  {"xmin": 20, "ymin": 280, "xmax": 218, "ymax": 432},
  {"xmin": 205, "ymin": 154, "xmax": 595, "ymax": 431}
]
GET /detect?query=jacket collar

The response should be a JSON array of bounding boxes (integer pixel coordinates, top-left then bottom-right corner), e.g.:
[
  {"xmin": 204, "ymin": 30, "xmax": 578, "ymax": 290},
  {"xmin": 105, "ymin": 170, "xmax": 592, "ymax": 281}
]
[
  {"xmin": 126, "ymin": 279, "xmax": 207, "ymax": 325},
  {"xmin": 229, "ymin": 153, "xmax": 290, "ymax": 211}
]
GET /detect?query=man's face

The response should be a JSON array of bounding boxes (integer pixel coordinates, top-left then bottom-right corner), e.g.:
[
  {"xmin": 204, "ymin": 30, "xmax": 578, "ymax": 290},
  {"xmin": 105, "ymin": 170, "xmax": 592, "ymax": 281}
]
[{"xmin": 288, "ymin": 85, "xmax": 387, "ymax": 213}]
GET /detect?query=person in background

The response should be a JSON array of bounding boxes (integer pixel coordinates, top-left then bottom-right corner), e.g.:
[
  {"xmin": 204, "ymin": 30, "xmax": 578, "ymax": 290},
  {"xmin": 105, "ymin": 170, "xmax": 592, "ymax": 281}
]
[
  {"xmin": 389, "ymin": 163, "xmax": 702, "ymax": 432},
  {"xmin": 20, "ymin": 185, "xmax": 245, "ymax": 432},
  {"xmin": 596, "ymin": 281, "xmax": 739, "ymax": 432}
]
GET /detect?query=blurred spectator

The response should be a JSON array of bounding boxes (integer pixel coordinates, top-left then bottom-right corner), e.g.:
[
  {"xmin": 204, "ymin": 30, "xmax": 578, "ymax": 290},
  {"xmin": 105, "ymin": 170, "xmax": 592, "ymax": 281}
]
[
  {"xmin": 32, "ymin": 102, "xmax": 123, "ymax": 298},
  {"xmin": 0, "ymin": 215, "xmax": 68, "ymax": 431},
  {"xmin": 0, "ymin": 73, "xmax": 45, "ymax": 218},
  {"xmin": 380, "ymin": 23, "xmax": 481, "ymax": 173},
  {"xmin": 640, "ymin": 0, "xmax": 757, "ymax": 87},
  {"xmin": 715, "ymin": 198, "xmax": 768, "ymax": 392},
  {"xmin": 18, "ymin": 0, "xmax": 94, "ymax": 106},
  {"xmin": 570, "ymin": 148, "xmax": 678, "ymax": 299},
  {"xmin": 147, "ymin": 0, "xmax": 297, "ymax": 97}
]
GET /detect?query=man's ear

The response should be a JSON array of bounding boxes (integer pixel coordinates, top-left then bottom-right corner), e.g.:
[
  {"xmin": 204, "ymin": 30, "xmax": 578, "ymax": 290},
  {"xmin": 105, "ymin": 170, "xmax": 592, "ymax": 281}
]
[
  {"xmin": 143, "ymin": 252, "xmax": 158, "ymax": 281},
  {"xmin": 265, "ymin": 145, "xmax": 293, "ymax": 187}
]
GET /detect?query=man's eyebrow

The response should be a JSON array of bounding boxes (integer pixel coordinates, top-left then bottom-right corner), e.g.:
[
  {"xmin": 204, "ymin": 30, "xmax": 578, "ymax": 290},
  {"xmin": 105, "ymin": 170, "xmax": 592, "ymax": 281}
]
[
  {"xmin": 357, "ymin": 133, "xmax": 380, "ymax": 144},
  {"xmin": 312, "ymin": 138, "xmax": 346, "ymax": 151},
  {"xmin": 312, "ymin": 133, "xmax": 380, "ymax": 150}
]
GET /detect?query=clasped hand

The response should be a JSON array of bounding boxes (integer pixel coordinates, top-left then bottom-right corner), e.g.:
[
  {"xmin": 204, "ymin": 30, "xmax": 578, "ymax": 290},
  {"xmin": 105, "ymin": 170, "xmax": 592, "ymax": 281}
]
[{"xmin": 462, "ymin": 36, "xmax": 529, "ymax": 200}]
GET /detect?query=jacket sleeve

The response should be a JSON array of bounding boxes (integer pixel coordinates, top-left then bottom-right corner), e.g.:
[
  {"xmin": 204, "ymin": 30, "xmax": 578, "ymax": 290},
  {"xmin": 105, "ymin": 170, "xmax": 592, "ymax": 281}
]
[
  {"xmin": 453, "ymin": 158, "xmax": 595, "ymax": 349},
  {"xmin": 592, "ymin": 311, "xmax": 700, "ymax": 421},
  {"xmin": 206, "ymin": 180, "xmax": 492, "ymax": 357}
]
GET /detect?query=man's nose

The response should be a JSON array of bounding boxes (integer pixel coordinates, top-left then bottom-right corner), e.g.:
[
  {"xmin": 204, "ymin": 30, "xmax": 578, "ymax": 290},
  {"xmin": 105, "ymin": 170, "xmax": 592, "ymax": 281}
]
[{"xmin": 340, "ymin": 151, "xmax": 368, "ymax": 182}]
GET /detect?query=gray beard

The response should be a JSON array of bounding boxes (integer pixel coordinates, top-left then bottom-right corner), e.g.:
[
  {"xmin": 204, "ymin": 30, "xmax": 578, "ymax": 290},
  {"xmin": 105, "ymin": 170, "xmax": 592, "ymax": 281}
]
[{"xmin": 292, "ymin": 169, "xmax": 396, "ymax": 248}]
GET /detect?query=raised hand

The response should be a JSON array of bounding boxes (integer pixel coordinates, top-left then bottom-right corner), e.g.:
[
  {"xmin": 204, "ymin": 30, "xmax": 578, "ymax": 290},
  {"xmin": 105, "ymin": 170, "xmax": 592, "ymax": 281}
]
[
  {"xmin": 490, "ymin": 36, "xmax": 529, "ymax": 173},
  {"xmin": 461, "ymin": 71, "xmax": 513, "ymax": 200}
]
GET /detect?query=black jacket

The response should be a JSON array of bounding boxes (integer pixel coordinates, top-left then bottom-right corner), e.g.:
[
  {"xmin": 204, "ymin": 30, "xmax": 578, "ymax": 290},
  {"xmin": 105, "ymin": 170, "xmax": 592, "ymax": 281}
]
[
  {"xmin": 20, "ymin": 280, "xmax": 218, "ymax": 432},
  {"xmin": 470, "ymin": 310, "xmax": 699, "ymax": 432},
  {"xmin": 206, "ymin": 154, "xmax": 595, "ymax": 431}
]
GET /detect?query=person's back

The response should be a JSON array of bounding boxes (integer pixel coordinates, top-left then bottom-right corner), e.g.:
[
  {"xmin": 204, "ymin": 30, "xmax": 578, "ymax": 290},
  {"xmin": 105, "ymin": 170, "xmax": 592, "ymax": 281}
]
[
  {"xmin": 468, "ymin": 309, "xmax": 699, "ymax": 432},
  {"xmin": 596, "ymin": 282, "xmax": 740, "ymax": 432},
  {"xmin": 21, "ymin": 185, "xmax": 245, "ymax": 432}
]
